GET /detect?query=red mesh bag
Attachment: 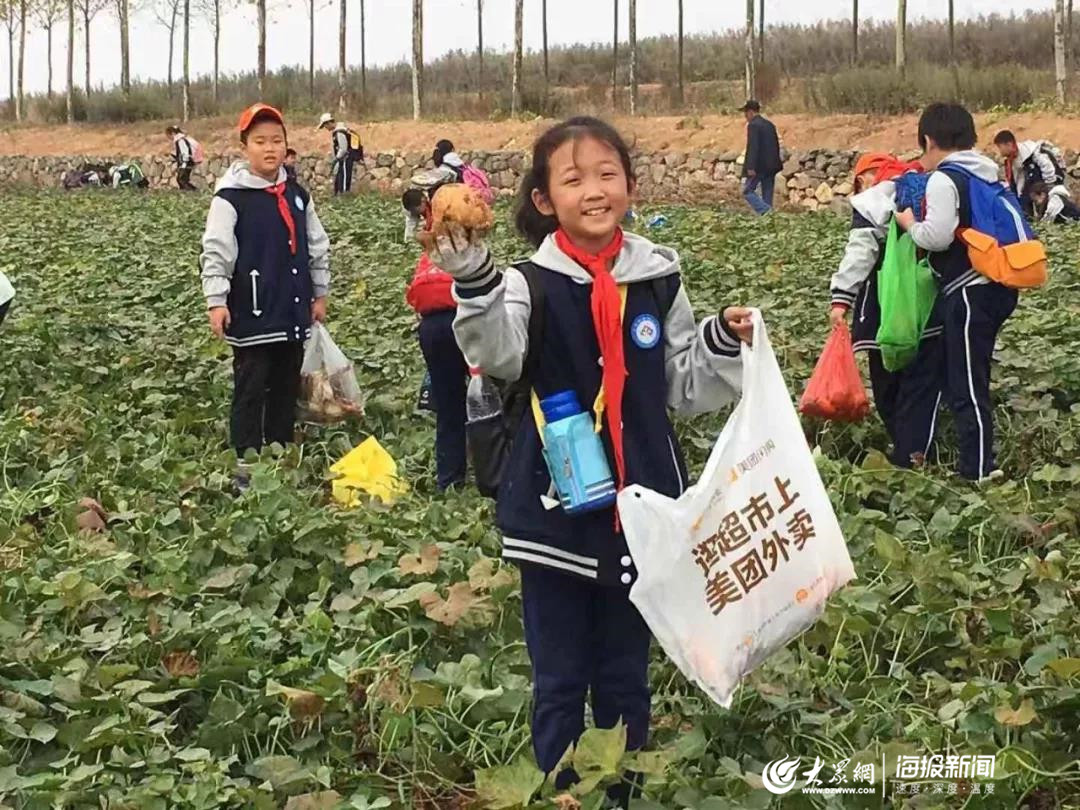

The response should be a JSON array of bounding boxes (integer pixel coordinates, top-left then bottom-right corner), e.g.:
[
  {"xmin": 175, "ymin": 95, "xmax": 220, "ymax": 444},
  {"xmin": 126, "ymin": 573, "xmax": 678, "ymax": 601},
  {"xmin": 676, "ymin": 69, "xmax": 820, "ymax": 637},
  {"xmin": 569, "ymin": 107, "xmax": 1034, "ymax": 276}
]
[{"xmin": 799, "ymin": 322, "xmax": 870, "ymax": 422}]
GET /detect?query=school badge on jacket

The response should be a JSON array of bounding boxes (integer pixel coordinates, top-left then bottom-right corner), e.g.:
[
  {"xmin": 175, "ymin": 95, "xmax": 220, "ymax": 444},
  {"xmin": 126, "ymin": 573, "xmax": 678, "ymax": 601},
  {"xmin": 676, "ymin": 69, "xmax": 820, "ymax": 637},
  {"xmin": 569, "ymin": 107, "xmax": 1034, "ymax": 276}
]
[{"xmin": 631, "ymin": 313, "xmax": 662, "ymax": 349}]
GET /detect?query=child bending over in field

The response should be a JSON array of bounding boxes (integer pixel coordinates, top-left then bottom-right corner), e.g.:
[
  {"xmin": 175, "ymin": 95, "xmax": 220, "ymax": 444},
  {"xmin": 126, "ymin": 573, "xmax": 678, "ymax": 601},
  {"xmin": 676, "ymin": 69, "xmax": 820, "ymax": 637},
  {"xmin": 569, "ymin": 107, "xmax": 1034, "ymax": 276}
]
[
  {"xmin": 828, "ymin": 153, "xmax": 945, "ymax": 467},
  {"xmin": 200, "ymin": 103, "xmax": 331, "ymax": 482},
  {"xmin": 428, "ymin": 116, "xmax": 754, "ymax": 806}
]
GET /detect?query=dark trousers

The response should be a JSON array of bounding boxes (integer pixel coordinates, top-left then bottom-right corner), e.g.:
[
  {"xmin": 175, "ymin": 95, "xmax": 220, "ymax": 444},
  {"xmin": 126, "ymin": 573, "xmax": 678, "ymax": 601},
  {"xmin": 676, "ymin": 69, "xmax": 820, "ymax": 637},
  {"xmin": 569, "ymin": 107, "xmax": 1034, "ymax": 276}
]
[
  {"xmin": 521, "ymin": 564, "xmax": 651, "ymax": 803},
  {"xmin": 334, "ymin": 156, "xmax": 355, "ymax": 195},
  {"xmin": 743, "ymin": 172, "xmax": 776, "ymax": 215},
  {"xmin": 867, "ymin": 339, "xmax": 944, "ymax": 468},
  {"xmin": 417, "ymin": 311, "xmax": 468, "ymax": 490},
  {"xmin": 231, "ymin": 342, "xmax": 304, "ymax": 455},
  {"xmin": 0, "ymin": 300, "xmax": 9, "ymax": 326},
  {"xmin": 942, "ymin": 284, "xmax": 1018, "ymax": 480},
  {"xmin": 177, "ymin": 166, "xmax": 196, "ymax": 191}
]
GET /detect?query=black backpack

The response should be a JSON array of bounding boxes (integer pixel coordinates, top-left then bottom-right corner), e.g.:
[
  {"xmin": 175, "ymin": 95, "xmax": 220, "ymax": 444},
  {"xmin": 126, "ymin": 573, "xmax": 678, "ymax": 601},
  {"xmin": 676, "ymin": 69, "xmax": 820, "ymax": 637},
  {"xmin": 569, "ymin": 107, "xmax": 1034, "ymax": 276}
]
[{"xmin": 468, "ymin": 262, "xmax": 679, "ymax": 498}]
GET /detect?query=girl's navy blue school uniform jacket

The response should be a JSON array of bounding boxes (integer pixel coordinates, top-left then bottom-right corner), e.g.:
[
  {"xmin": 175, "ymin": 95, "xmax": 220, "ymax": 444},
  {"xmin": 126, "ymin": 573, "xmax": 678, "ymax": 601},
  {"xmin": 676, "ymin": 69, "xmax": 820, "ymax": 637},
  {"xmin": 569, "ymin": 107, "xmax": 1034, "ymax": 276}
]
[
  {"xmin": 829, "ymin": 179, "xmax": 943, "ymax": 351},
  {"xmin": 199, "ymin": 162, "xmax": 331, "ymax": 344},
  {"xmin": 453, "ymin": 232, "xmax": 744, "ymax": 587}
]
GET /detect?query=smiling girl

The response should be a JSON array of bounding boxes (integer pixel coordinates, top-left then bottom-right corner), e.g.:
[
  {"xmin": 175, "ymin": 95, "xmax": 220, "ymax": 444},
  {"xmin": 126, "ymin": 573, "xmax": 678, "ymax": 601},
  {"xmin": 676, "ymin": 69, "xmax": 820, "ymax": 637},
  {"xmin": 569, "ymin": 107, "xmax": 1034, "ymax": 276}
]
[{"xmin": 431, "ymin": 116, "xmax": 755, "ymax": 803}]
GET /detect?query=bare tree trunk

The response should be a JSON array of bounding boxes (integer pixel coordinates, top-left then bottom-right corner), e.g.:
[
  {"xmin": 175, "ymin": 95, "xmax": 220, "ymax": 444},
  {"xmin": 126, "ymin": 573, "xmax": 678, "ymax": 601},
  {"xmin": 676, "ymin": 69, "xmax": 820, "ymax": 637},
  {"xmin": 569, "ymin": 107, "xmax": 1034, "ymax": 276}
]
[
  {"xmin": 411, "ymin": 0, "xmax": 422, "ymax": 119},
  {"xmin": 1056, "ymin": 0, "xmax": 1067, "ymax": 104},
  {"xmin": 257, "ymin": 0, "xmax": 266, "ymax": 97},
  {"xmin": 511, "ymin": 0, "xmax": 522, "ymax": 115},
  {"xmin": 758, "ymin": 0, "xmax": 764, "ymax": 63},
  {"xmin": 46, "ymin": 24, "xmax": 54, "ymax": 97},
  {"xmin": 360, "ymin": 0, "xmax": 366, "ymax": 104},
  {"xmin": 308, "ymin": 0, "xmax": 314, "ymax": 100},
  {"xmin": 476, "ymin": 0, "xmax": 482, "ymax": 99},
  {"xmin": 1069, "ymin": 0, "xmax": 1074, "ymax": 70},
  {"xmin": 744, "ymin": 0, "xmax": 754, "ymax": 100},
  {"xmin": 852, "ymin": 0, "xmax": 858, "ymax": 65},
  {"xmin": 676, "ymin": 0, "xmax": 683, "ymax": 105},
  {"xmin": 338, "ymin": 0, "xmax": 347, "ymax": 112},
  {"xmin": 895, "ymin": 0, "xmax": 906, "ymax": 76},
  {"xmin": 542, "ymin": 0, "xmax": 548, "ymax": 103},
  {"xmin": 611, "ymin": 0, "xmax": 618, "ymax": 111},
  {"xmin": 83, "ymin": 5, "xmax": 91, "ymax": 96},
  {"xmin": 66, "ymin": 0, "xmax": 74, "ymax": 122},
  {"xmin": 167, "ymin": 3, "xmax": 176, "ymax": 97},
  {"xmin": 119, "ymin": 0, "xmax": 130, "ymax": 95},
  {"xmin": 629, "ymin": 0, "xmax": 637, "ymax": 115},
  {"xmin": 5, "ymin": 19, "xmax": 12, "ymax": 116},
  {"xmin": 182, "ymin": 0, "xmax": 190, "ymax": 120},
  {"xmin": 16, "ymin": 0, "xmax": 25, "ymax": 122},
  {"xmin": 948, "ymin": 0, "xmax": 955, "ymax": 62},
  {"xmin": 213, "ymin": 0, "xmax": 219, "ymax": 103}
]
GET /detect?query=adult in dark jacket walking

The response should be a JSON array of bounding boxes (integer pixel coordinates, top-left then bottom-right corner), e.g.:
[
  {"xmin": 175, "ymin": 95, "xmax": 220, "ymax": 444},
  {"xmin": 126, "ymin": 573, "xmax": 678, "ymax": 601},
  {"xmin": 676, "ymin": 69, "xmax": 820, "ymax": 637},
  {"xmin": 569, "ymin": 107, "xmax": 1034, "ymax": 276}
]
[{"xmin": 740, "ymin": 100, "xmax": 782, "ymax": 215}]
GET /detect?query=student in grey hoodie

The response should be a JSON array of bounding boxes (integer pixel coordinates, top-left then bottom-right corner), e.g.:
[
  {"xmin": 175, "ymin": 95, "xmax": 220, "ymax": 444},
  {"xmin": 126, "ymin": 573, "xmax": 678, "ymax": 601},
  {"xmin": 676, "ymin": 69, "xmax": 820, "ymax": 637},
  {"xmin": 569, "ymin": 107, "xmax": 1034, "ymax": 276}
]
[
  {"xmin": 200, "ymin": 104, "xmax": 331, "ymax": 468},
  {"xmin": 828, "ymin": 153, "xmax": 943, "ymax": 467},
  {"xmin": 896, "ymin": 103, "xmax": 1017, "ymax": 481},
  {"xmin": 427, "ymin": 116, "xmax": 753, "ymax": 808},
  {"xmin": 0, "ymin": 269, "xmax": 13, "ymax": 326}
]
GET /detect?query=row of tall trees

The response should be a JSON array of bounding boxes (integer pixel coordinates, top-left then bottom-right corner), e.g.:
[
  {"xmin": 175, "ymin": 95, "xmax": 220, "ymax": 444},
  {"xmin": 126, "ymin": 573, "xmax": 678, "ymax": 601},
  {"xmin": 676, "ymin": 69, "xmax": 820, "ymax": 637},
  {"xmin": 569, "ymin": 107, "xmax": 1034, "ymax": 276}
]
[{"xmin": 5, "ymin": 1, "xmax": 1079, "ymax": 124}]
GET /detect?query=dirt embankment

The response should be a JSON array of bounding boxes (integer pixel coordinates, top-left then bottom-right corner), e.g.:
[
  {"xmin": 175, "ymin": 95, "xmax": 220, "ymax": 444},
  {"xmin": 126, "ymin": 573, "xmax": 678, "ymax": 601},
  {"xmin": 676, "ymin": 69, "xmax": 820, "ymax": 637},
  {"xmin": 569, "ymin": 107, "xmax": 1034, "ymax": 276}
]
[{"xmin": 2, "ymin": 111, "xmax": 1079, "ymax": 158}]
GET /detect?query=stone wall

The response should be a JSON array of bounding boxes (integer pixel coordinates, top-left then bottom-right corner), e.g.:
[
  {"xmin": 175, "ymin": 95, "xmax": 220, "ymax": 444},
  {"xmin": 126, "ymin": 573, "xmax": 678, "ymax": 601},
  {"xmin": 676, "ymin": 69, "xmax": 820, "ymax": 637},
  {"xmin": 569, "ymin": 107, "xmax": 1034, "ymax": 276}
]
[{"xmin": 4, "ymin": 148, "xmax": 1079, "ymax": 212}]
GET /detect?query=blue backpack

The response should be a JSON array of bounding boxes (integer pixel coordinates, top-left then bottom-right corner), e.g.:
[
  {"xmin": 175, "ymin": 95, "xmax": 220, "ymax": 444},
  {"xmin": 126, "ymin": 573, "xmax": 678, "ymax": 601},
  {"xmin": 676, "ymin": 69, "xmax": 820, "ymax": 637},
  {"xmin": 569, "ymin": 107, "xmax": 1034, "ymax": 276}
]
[{"xmin": 944, "ymin": 165, "xmax": 1048, "ymax": 290}]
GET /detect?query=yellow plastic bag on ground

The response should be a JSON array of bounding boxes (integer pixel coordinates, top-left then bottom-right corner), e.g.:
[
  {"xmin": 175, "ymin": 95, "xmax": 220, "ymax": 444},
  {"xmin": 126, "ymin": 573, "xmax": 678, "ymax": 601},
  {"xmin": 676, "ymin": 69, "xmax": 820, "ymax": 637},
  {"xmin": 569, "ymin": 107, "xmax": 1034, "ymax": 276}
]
[{"xmin": 330, "ymin": 437, "xmax": 409, "ymax": 506}]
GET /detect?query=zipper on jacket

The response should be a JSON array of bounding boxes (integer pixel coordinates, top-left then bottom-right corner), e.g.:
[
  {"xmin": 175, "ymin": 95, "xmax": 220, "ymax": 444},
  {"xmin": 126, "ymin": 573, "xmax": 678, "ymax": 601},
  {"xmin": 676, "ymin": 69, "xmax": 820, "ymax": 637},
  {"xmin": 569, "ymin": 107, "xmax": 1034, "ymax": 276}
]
[{"xmin": 668, "ymin": 435, "xmax": 685, "ymax": 494}]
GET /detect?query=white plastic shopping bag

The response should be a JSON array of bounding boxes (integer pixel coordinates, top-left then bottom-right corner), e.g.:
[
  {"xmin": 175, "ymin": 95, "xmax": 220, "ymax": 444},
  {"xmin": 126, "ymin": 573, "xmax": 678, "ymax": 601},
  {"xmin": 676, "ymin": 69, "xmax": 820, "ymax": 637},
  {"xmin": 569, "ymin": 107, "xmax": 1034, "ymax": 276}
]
[
  {"xmin": 619, "ymin": 310, "xmax": 855, "ymax": 707},
  {"xmin": 300, "ymin": 322, "xmax": 364, "ymax": 423}
]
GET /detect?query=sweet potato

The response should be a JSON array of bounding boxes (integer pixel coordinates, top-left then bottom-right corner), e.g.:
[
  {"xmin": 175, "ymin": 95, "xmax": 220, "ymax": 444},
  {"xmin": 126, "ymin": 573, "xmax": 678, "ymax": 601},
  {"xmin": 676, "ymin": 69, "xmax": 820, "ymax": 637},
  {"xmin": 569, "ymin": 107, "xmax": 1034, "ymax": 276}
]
[{"xmin": 416, "ymin": 183, "xmax": 494, "ymax": 252}]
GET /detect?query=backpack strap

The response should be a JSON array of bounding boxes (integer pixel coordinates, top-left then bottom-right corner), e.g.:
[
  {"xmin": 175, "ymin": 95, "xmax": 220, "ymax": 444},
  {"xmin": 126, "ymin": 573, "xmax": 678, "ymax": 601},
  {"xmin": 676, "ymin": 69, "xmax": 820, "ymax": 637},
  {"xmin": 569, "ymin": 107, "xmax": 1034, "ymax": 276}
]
[
  {"xmin": 650, "ymin": 274, "xmax": 680, "ymax": 325},
  {"xmin": 500, "ymin": 261, "xmax": 546, "ymax": 430}
]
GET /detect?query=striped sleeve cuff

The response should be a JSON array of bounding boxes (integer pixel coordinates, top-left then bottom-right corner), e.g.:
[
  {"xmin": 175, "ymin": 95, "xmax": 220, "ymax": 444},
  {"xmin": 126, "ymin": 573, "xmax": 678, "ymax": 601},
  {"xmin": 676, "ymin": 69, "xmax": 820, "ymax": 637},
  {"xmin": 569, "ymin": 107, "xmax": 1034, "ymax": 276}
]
[
  {"xmin": 453, "ymin": 252, "xmax": 501, "ymax": 298},
  {"xmin": 704, "ymin": 314, "xmax": 742, "ymax": 357},
  {"xmin": 830, "ymin": 288, "xmax": 857, "ymax": 308}
]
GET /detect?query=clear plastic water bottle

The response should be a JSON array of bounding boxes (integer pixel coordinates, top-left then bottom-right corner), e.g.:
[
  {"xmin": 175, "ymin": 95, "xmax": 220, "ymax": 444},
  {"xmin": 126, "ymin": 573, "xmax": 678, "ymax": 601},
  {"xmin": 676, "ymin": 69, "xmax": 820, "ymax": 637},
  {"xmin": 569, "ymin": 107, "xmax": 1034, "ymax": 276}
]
[
  {"xmin": 466, "ymin": 367, "xmax": 502, "ymax": 423},
  {"xmin": 466, "ymin": 368, "xmax": 508, "ymax": 497}
]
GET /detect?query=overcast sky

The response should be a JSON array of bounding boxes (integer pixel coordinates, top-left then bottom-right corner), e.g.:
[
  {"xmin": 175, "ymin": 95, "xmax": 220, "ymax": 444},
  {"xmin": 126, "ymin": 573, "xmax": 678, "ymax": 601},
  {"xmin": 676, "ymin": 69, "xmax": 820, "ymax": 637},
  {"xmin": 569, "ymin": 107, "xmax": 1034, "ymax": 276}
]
[{"xmin": 0, "ymin": 0, "xmax": 1054, "ymax": 101}]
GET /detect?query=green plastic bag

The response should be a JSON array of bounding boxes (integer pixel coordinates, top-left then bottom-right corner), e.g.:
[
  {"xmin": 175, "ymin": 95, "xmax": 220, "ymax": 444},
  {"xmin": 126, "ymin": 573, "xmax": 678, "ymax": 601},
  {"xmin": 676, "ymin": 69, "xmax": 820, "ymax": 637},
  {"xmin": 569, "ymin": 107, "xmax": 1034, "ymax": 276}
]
[{"xmin": 876, "ymin": 219, "xmax": 938, "ymax": 371}]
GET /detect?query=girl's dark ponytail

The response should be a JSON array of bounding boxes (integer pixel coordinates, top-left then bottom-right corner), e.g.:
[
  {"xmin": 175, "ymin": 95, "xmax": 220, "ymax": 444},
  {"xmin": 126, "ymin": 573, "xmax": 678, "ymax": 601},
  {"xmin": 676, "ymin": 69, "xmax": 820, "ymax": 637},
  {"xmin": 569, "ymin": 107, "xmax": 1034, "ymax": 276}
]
[
  {"xmin": 514, "ymin": 116, "xmax": 636, "ymax": 248},
  {"xmin": 515, "ymin": 163, "xmax": 559, "ymax": 248}
]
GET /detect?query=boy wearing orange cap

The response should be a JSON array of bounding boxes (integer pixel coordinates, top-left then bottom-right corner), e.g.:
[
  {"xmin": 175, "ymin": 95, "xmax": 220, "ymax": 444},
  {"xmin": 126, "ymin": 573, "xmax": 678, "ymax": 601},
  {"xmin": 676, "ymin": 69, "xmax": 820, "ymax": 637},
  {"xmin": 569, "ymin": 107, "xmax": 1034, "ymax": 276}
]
[
  {"xmin": 829, "ymin": 153, "xmax": 944, "ymax": 467},
  {"xmin": 200, "ymin": 104, "xmax": 331, "ymax": 476}
]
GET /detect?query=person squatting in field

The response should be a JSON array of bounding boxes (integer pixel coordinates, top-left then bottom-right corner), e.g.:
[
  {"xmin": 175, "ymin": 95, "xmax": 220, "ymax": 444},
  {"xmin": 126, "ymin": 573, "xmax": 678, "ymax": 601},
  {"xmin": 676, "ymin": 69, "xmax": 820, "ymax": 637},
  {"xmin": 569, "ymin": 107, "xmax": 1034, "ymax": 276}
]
[
  {"xmin": 993, "ymin": 129, "xmax": 1072, "ymax": 220},
  {"xmin": 402, "ymin": 187, "xmax": 470, "ymax": 491},
  {"xmin": 431, "ymin": 115, "xmax": 755, "ymax": 807},
  {"xmin": 896, "ymin": 103, "xmax": 1019, "ymax": 481},
  {"xmin": 828, "ymin": 153, "xmax": 945, "ymax": 467},
  {"xmin": 199, "ymin": 103, "xmax": 332, "ymax": 486}
]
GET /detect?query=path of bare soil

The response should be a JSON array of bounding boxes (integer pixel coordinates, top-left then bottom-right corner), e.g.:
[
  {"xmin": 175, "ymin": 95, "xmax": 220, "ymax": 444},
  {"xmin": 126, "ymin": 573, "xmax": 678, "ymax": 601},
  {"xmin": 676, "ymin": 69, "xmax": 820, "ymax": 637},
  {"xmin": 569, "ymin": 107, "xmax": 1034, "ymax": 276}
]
[{"xmin": 2, "ymin": 111, "xmax": 1079, "ymax": 158}]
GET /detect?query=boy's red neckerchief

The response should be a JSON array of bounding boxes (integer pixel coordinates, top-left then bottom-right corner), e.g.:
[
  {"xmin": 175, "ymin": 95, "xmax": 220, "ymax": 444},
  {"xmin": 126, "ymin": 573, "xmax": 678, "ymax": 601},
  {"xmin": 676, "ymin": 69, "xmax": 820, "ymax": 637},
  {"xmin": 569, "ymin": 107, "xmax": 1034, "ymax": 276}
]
[
  {"xmin": 265, "ymin": 182, "xmax": 297, "ymax": 255},
  {"xmin": 554, "ymin": 226, "xmax": 628, "ymax": 506}
]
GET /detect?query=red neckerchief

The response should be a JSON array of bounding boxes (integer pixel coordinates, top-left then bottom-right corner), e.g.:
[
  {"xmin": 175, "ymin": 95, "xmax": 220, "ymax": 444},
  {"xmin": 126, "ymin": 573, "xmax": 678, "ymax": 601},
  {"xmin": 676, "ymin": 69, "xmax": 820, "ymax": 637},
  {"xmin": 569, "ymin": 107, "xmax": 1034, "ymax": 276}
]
[
  {"xmin": 554, "ymin": 227, "xmax": 628, "ymax": 498},
  {"xmin": 1005, "ymin": 158, "xmax": 1014, "ymax": 187},
  {"xmin": 265, "ymin": 182, "xmax": 297, "ymax": 255}
]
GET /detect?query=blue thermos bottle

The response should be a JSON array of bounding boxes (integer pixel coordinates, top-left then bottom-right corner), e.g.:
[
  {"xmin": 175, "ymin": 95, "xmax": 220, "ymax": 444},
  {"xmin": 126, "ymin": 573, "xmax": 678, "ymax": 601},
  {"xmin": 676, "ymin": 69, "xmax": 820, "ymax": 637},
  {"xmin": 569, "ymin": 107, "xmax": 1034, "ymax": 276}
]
[{"xmin": 539, "ymin": 390, "xmax": 617, "ymax": 514}]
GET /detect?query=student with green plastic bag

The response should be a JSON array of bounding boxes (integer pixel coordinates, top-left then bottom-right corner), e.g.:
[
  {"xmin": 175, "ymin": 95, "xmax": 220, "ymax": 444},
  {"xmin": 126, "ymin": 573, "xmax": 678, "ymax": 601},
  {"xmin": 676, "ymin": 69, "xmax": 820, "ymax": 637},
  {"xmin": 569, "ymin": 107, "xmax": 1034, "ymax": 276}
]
[{"xmin": 829, "ymin": 153, "xmax": 944, "ymax": 468}]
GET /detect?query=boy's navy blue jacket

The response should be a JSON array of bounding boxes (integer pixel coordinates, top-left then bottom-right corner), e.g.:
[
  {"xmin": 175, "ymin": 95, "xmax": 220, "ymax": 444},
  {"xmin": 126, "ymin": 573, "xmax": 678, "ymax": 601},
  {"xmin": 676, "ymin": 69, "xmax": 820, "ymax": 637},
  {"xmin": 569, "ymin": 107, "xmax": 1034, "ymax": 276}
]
[
  {"xmin": 452, "ymin": 232, "xmax": 745, "ymax": 587},
  {"xmin": 200, "ymin": 162, "xmax": 331, "ymax": 347}
]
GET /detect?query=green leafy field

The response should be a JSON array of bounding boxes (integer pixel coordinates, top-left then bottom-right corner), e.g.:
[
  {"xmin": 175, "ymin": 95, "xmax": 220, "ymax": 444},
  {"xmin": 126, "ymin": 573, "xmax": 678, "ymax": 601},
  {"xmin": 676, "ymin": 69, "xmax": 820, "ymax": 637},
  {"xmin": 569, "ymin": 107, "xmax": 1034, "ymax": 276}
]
[{"xmin": 1, "ymin": 190, "xmax": 1078, "ymax": 810}]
